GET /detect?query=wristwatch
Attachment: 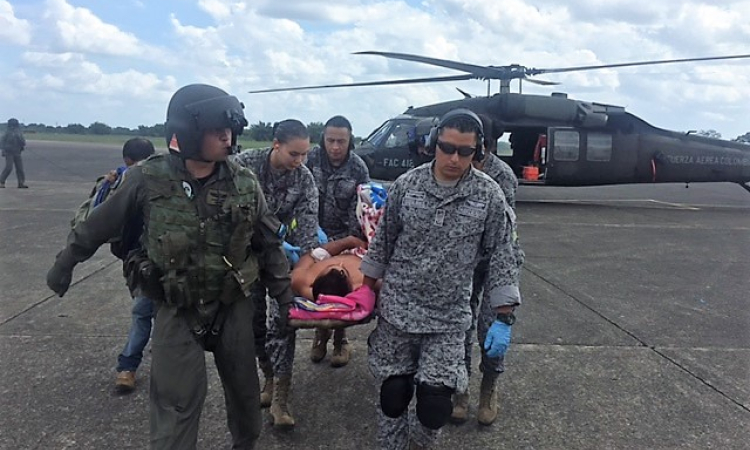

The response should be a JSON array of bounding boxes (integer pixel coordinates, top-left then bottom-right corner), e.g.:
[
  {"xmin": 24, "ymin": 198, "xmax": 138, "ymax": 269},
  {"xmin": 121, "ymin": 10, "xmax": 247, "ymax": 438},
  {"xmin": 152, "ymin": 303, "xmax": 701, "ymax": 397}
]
[{"xmin": 496, "ymin": 312, "xmax": 516, "ymax": 326}]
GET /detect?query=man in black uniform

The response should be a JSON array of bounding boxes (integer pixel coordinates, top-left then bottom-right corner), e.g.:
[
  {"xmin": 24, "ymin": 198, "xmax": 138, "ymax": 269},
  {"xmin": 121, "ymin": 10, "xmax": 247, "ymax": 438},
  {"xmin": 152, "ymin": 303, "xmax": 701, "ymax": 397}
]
[{"xmin": 47, "ymin": 84, "xmax": 294, "ymax": 450}]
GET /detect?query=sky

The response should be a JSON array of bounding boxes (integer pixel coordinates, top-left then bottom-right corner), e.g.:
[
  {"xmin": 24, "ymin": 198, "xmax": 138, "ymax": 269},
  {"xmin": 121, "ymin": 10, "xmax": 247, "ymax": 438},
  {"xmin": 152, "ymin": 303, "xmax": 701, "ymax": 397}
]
[{"xmin": 1, "ymin": 0, "xmax": 750, "ymax": 140}]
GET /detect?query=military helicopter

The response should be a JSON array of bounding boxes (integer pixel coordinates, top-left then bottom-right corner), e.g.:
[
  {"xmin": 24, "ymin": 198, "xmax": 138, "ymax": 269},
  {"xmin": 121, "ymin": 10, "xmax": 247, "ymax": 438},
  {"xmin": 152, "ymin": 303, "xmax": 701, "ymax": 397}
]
[{"xmin": 248, "ymin": 51, "xmax": 750, "ymax": 193}]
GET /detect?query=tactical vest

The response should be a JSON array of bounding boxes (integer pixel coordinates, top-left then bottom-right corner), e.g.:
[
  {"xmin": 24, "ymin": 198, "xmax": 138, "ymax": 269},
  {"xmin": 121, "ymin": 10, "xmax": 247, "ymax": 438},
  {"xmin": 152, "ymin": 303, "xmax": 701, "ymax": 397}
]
[{"xmin": 141, "ymin": 155, "xmax": 260, "ymax": 308}]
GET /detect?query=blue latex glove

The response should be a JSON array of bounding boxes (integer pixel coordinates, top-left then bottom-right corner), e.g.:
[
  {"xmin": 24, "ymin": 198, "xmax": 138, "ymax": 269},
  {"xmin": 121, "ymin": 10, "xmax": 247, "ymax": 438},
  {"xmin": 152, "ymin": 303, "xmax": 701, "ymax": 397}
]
[
  {"xmin": 369, "ymin": 183, "xmax": 387, "ymax": 209},
  {"xmin": 282, "ymin": 241, "xmax": 301, "ymax": 265},
  {"xmin": 317, "ymin": 227, "xmax": 329, "ymax": 244},
  {"xmin": 484, "ymin": 320, "xmax": 512, "ymax": 358}
]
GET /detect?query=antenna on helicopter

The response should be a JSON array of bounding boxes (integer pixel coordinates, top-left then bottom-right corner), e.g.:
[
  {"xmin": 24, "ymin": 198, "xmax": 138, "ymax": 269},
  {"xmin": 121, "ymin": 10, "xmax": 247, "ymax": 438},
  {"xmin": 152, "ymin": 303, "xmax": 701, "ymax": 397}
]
[{"xmin": 456, "ymin": 87, "xmax": 472, "ymax": 99}]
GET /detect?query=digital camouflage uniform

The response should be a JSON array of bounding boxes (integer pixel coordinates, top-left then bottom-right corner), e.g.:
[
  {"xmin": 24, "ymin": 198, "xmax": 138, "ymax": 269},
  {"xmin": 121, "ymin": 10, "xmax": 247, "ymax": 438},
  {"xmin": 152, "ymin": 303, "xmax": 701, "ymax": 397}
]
[
  {"xmin": 482, "ymin": 153, "xmax": 518, "ymax": 209},
  {"xmin": 464, "ymin": 153, "xmax": 524, "ymax": 379},
  {"xmin": 234, "ymin": 147, "xmax": 319, "ymax": 376},
  {"xmin": 360, "ymin": 162, "xmax": 521, "ymax": 450},
  {"xmin": 0, "ymin": 125, "xmax": 26, "ymax": 187},
  {"xmin": 305, "ymin": 145, "xmax": 370, "ymax": 240},
  {"xmin": 50, "ymin": 153, "xmax": 293, "ymax": 449}
]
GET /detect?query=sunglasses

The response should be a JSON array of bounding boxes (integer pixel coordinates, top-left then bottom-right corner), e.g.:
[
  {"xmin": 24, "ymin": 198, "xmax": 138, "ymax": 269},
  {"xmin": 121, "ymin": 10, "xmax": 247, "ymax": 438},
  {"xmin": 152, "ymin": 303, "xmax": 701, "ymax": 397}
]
[{"xmin": 437, "ymin": 140, "xmax": 476, "ymax": 157}]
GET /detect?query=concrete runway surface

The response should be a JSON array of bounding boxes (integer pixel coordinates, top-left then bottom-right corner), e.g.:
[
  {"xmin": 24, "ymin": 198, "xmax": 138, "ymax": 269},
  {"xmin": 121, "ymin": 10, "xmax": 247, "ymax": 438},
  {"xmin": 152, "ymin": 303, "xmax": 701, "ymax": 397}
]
[{"xmin": 1, "ymin": 140, "xmax": 748, "ymax": 449}]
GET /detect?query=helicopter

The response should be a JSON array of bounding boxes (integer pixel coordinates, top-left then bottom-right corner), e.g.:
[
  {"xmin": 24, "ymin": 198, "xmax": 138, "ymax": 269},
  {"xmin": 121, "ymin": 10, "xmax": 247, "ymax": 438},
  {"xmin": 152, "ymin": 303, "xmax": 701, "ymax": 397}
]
[{"xmin": 248, "ymin": 51, "xmax": 750, "ymax": 193}]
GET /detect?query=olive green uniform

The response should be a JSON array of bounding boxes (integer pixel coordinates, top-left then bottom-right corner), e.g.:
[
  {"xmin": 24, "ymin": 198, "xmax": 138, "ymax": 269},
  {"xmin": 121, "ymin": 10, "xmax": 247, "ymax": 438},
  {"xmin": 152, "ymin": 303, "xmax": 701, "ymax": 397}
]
[
  {"xmin": 0, "ymin": 127, "xmax": 26, "ymax": 186},
  {"xmin": 51, "ymin": 153, "xmax": 293, "ymax": 449}
]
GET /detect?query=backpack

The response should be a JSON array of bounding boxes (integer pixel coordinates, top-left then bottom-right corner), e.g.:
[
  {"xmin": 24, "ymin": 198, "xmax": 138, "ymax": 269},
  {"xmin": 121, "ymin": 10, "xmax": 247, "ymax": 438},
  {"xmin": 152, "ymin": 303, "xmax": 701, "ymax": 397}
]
[
  {"xmin": 70, "ymin": 166, "xmax": 139, "ymax": 260},
  {"xmin": 70, "ymin": 166, "xmax": 128, "ymax": 230}
]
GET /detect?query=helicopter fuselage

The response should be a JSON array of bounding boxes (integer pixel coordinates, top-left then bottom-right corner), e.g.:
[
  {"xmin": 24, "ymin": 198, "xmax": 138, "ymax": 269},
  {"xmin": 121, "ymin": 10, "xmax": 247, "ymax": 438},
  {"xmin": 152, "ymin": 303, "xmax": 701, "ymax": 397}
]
[{"xmin": 354, "ymin": 92, "xmax": 750, "ymax": 189}]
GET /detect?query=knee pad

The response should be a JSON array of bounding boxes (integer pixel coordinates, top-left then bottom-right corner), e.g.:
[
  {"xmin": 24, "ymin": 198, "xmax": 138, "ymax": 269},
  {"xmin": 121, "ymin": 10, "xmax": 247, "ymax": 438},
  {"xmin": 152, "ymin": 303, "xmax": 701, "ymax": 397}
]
[
  {"xmin": 416, "ymin": 383, "xmax": 454, "ymax": 430},
  {"xmin": 380, "ymin": 375, "xmax": 414, "ymax": 418}
]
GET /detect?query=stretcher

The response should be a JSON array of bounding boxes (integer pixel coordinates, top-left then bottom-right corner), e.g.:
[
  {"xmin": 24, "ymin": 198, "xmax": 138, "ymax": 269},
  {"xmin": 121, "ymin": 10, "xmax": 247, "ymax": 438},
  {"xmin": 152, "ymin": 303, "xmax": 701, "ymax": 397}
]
[{"xmin": 288, "ymin": 182, "xmax": 386, "ymax": 329}]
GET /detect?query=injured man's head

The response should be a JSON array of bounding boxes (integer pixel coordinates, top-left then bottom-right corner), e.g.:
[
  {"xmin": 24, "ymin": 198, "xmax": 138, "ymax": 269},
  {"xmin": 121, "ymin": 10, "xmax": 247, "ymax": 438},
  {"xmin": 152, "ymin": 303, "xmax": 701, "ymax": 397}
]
[{"xmin": 311, "ymin": 265, "xmax": 353, "ymax": 300}]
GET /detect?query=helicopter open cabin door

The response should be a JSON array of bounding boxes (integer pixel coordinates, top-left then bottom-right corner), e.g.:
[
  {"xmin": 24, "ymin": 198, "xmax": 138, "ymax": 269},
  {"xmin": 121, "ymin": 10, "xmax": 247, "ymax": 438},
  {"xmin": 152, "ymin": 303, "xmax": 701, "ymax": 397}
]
[{"xmin": 544, "ymin": 127, "xmax": 634, "ymax": 186}]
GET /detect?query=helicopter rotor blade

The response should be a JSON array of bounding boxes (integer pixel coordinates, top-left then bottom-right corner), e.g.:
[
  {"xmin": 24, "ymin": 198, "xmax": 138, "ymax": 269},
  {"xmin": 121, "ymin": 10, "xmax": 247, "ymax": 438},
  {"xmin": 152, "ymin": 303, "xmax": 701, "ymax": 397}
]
[
  {"xmin": 524, "ymin": 78, "xmax": 560, "ymax": 86},
  {"xmin": 248, "ymin": 74, "xmax": 475, "ymax": 94},
  {"xmin": 355, "ymin": 51, "xmax": 505, "ymax": 79},
  {"xmin": 247, "ymin": 52, "xmax": 750, "ymax": 94},
  {"xmin": 529, "ymin": 54, "xmax": 750, "ymax": 76}
]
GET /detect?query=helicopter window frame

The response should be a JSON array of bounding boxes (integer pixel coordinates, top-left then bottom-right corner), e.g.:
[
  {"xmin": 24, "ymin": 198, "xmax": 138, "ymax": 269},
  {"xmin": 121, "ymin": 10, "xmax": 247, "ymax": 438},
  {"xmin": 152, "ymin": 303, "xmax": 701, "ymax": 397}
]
[
  {"xmin": 551, "ymin": 130, "xmax": 580, "ymax": 162},
  {"xmin": 586, "ymin": 133, "xmax": 613, "ymax": 162}
]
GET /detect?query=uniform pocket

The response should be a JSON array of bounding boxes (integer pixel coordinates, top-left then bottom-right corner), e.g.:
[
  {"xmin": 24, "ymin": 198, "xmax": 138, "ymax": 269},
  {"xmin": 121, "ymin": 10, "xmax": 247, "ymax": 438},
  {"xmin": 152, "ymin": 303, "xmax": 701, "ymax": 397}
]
[
  {"xmin": 157, "ymin": 231, "xmax": 194, "ymax": 307},
  {"xmin": 448, "ymin": 221, "xmax": 484, "ymax": 264}
]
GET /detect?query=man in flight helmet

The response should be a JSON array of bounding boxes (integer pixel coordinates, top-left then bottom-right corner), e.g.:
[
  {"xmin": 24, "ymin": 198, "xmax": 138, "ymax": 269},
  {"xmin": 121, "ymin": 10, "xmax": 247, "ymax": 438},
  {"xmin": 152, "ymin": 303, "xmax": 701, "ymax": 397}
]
[{"xmin": 47, "ymin": 83, "xmax": 295, "ymax": 449}]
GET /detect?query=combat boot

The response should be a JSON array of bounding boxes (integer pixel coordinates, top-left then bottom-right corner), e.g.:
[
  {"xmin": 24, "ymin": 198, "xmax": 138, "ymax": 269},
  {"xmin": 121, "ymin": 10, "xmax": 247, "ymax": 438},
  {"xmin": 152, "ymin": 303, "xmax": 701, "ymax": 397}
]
[
  {"xmin": 258, "ymin": 360, "xmax": 274, "ymax": 408},
  {"xmin": 270, "ymin": 376, "xmax": 295, "ymax": 429},
  {"xmin": 477, "ymin": 373, "xmax": 499, "ymax": 425},
  {"xmin": 450, "ymin": 389, "xmax": 470, "ymax": 424},
  {"xmin": 330, "ymin": 328, "xmax": 351, "ymax": 368},
  {"xmin": 310, "ymin": 328, "xmax": 331, "ymax": 363}
]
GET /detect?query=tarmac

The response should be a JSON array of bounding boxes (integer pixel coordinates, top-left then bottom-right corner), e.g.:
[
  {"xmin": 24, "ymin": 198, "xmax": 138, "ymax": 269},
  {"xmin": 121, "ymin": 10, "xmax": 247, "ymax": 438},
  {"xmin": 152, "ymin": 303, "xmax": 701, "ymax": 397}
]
[{"xmin": 1, "ymin": 140, "xmax": 749, "ymax": 450}]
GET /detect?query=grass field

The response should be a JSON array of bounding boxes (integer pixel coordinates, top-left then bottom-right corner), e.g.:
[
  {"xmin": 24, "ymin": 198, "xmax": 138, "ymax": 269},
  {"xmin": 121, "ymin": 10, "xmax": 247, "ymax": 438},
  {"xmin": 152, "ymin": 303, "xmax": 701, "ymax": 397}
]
[{"xmin": 27, "ymin": 132, "xmax": 271, "ymax": 149}]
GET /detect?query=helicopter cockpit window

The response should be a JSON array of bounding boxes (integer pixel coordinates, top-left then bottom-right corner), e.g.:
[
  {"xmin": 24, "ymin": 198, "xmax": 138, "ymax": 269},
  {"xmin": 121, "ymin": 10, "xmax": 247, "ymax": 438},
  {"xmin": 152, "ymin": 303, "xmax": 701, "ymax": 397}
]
[
  {"xmin": 552, "ymin": 130, "xmax": 580, "ymax": 161},
  {"xmin": 364, "ymin": 121, "xmax": 392, "ymax": 147},
  {"xmin": 587, "ymin": 133, "xmax": 613, "ymax": 162},
  {"xmin": 384, "ymin": 123, "xmax": 413, "ymax": 148}
]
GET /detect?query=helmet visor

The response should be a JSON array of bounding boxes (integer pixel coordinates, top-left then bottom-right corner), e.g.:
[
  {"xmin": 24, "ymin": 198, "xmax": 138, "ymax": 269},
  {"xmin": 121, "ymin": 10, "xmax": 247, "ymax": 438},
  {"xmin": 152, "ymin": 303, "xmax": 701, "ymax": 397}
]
[{"xmin": 184, "ymin": 95, "xmax": 248, "ymax": 134}]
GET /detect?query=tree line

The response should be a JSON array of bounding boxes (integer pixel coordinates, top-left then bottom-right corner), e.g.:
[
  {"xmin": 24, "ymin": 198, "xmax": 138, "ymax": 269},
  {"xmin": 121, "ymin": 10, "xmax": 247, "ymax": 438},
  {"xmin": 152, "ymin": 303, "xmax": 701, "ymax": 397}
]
[
  {"xmin": 1, "ymin": 121, "xmax": 342, "ymax": 142},
  {"xmin": 2, "ymin": 121, "xmax": 745, "ymax": 144}
]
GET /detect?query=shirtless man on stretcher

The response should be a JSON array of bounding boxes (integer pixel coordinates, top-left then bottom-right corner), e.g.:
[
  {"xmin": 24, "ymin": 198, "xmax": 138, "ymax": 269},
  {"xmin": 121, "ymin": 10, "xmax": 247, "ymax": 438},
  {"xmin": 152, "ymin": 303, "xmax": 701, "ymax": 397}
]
[{"xmin": 291, "ymin": 235, "xmax": 369, "ymax": 301}]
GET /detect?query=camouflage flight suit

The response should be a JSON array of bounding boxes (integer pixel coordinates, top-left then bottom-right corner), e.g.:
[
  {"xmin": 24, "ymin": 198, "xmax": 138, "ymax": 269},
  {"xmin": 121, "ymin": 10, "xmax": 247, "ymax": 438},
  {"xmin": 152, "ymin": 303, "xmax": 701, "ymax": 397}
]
[
  {"xmin": 305, "ymin": 145, "xmax": 370, "ymax": 240},
  {"xmin": 361, "ymin": 162, "xmax": 521, "ymax": 450},
  {"xmin": 0, "ymin": 127, "xmax": 26, "ymax": 186},
  {"xmin": 51, "ymin": 153, "xmax": 293, "ymax": 449},
  {"xmin": 234, "ymin": 147, "xmax": 319, "ymax": 376},
  {"xmin": 465, "ymin": 153, "xmax": 524, "ymax": 379}
]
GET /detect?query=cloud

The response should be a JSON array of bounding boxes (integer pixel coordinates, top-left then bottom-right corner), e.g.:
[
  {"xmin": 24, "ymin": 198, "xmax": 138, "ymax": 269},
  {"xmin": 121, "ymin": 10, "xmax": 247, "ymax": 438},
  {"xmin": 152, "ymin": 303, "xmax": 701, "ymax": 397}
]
[
  {"xmin": 0, "ymin": 0, "xmax": 31, "ymax": 45},
  {"xmin": 41, "ymin": 0, "xmax": 160, "ymax": 58},
  {"xmin": 18, "ymin": 51, "xmax": 177, "ymax": 98},
  {"xmin": 1, "ymin": 0, "xmax": 750, "ymax": 139}
]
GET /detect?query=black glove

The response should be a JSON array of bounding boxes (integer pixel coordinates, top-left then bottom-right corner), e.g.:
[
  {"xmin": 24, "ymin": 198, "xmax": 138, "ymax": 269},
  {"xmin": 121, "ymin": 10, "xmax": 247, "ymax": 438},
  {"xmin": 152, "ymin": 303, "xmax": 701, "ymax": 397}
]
[
  {"xmin": 275, "ymin": 301, "xmax": 293, "ymax": 336},
  {"xmin": 47, "ymin": 259, "xmax": 73, "ymax": 297}
]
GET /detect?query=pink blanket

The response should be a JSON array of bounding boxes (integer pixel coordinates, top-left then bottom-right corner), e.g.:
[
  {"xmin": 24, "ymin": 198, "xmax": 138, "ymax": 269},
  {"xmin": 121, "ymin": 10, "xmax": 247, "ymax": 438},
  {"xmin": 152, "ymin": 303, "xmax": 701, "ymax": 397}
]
[{"xmin": 289, "ymin": 290, "xmax": 375, "ymax": 323}]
